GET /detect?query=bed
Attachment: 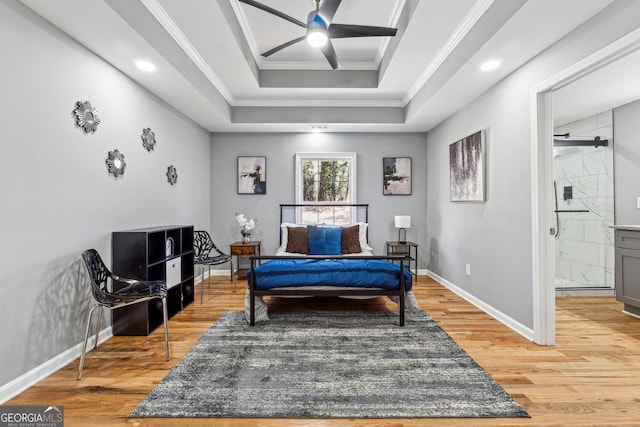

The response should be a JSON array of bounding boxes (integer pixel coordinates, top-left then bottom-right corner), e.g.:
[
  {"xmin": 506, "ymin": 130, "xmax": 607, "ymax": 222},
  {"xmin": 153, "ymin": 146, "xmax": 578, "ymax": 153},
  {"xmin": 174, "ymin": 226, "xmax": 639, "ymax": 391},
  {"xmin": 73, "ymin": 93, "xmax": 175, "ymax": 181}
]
[{"xmin": 244, "ymin": 204, "xmax": 420, "ymax": 325}]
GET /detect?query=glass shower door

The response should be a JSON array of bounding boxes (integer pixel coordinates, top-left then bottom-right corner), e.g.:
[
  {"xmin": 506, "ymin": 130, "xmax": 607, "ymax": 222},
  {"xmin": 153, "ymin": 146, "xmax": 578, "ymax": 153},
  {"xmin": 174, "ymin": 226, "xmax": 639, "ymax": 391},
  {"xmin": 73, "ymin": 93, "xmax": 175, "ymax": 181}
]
[{"xmin": 553, "ymin": 134, "xmax": 614, "ymax": 290}]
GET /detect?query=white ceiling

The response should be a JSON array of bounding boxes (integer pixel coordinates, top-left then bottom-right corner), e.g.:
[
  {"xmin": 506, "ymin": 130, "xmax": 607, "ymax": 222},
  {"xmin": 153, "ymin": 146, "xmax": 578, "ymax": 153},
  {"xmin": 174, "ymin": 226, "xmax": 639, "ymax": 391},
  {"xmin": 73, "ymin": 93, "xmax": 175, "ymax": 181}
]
[{"xmin": 20, "ymin": 0, "xmax": 632, "ymax": 133}]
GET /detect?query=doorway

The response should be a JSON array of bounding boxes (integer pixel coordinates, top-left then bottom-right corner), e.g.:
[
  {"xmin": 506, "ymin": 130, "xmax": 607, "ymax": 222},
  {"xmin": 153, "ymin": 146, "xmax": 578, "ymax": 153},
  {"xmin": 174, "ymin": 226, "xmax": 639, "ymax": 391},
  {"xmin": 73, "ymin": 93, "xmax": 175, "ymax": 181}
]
[
  {"xmin": 552, "ymin": 111, "xmax": 615, "ymax": 294},
  {"xmin": 531, "ymin": 28, "xmax": 640, "ymax": 345}
]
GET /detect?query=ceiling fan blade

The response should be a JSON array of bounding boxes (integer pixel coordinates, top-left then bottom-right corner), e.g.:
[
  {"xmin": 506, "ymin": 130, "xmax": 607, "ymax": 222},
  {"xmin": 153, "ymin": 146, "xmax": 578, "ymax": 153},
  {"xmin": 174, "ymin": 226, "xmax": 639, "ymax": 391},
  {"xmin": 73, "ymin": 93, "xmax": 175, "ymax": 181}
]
[
  {"xmin": 261, "ymin": 35, "xmax": 307, "ymax": 57},
  {"xmin": 328, "ymin": 24, "xmax": 397, "ymax": 39},
  {"xmin": 238, "ymin": 0, "xmax": 306, "ymax": 28},
  {"xmin": 320, "ymin": 40, "xmax": 340, "ymax": 69},
  {"xmin": 318, "ymin": 0, "xmax": 341, "ymax": 24}
]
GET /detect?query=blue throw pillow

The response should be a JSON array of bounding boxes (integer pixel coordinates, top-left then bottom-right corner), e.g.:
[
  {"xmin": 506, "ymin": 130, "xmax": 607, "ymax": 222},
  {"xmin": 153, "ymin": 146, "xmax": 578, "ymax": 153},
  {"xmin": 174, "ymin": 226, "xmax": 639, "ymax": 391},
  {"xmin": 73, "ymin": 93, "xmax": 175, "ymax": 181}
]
[{"xmin": 307, "ymin": 225, "xmax": 342, "ymax": 255}]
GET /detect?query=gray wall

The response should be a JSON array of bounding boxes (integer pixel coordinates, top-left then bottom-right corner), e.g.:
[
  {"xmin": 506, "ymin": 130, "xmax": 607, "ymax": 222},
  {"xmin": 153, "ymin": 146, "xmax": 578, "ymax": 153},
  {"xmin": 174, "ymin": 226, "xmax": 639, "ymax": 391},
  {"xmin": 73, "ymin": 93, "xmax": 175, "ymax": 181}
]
[
  {"xmin": 0, "ymin": 2, "xmax": 211, "ymax": 390},
  {"xmin": 210, "ymin": 133, "xmax": 427, "ymax": 259},
  {"xmin": 426, "ymin": 82, "xmax": 534, "ymax": 326},
  {"xmin": 613, "ymin": 99, "xmax": 640, "ymax": 225},
  {"xmin": 424, "ymin": 0, "xmax": 640, "ymax": 328}
]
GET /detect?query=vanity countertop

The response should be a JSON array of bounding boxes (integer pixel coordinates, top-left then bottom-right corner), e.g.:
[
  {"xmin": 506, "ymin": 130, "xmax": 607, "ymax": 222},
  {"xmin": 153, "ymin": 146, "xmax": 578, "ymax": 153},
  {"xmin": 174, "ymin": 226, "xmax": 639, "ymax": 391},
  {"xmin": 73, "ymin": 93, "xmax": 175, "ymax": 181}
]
[{"xmin": 610, "ymin": 225, "xmax": 640, "ymax": 231}]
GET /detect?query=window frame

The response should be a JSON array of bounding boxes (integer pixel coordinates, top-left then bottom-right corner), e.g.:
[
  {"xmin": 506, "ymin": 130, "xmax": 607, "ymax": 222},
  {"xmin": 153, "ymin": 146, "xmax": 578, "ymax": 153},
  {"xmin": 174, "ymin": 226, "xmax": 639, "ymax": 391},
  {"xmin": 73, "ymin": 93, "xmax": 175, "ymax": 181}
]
[
  {"xmin": 294, "ymin": 152, "xmax": 357, "ymax": 224},
  {"xmin": 295, "ymin": 152, "xmax": 357, "ymax": 204}
]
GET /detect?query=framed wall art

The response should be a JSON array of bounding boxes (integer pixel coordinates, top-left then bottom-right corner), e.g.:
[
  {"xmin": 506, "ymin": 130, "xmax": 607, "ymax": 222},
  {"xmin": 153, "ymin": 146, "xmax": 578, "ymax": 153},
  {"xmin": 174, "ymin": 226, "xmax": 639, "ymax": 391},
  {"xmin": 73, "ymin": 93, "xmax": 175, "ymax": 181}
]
[
  {"xmin": 383, "ymin": 157, "xmax": 412, "ymax": 195},
  {"xmin": 238, "ymin": 156, "xmax": 266, "ymax": 194},
  {"xmin": 449, "ymin": 130, "xmax": 485, "ymax": 202}
]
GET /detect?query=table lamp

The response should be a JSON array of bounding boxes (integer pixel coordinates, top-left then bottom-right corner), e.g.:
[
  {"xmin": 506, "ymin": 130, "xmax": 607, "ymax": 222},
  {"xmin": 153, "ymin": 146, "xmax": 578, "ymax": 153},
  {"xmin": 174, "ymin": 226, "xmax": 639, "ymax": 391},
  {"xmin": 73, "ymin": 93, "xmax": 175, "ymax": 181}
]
[{"xmin": 394, "ymin": 215, "xmax": 411, "ymax": 243}]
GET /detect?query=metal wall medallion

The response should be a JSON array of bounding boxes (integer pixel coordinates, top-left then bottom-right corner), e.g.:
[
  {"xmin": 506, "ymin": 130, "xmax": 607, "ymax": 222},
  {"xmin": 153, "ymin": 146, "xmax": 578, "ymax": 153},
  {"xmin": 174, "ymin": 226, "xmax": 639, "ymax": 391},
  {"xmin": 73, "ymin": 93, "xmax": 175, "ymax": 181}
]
[
  {"xmin": 166, "ymin": 165, "xmax": 178, "ymax": 185},
  {"xmin": 72, "ymin": 101, "xmax": 100, "ymax": 134},
  {"xmin": 141, "ymin": 128, "xmax": 156, "ymax": 151},
  {"xmin": 105, "ymin": 149, "xmax": 126, "ymax": 178}
]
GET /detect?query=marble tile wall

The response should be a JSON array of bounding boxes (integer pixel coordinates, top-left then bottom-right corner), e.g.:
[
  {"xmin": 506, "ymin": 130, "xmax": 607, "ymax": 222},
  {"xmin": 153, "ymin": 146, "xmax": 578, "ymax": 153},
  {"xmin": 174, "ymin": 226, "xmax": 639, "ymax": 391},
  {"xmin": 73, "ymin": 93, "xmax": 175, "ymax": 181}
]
[{"xmin": 553, "ymin": 110, "xmax": 614, "ymax": 289}]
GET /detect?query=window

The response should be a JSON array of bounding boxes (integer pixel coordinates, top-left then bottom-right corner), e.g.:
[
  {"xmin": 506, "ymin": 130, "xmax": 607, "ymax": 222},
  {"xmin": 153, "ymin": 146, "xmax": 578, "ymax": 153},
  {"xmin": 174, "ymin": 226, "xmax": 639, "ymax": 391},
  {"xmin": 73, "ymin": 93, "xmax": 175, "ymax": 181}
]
[{"xmin": 295, "ymin": 152, "xmax": 357, "ymax": 224}]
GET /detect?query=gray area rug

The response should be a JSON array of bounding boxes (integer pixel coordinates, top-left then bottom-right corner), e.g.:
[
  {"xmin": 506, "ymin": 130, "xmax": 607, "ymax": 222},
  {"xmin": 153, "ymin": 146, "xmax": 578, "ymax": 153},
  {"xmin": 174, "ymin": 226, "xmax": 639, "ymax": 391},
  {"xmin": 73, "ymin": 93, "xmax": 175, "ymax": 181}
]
[{"xmin": 131, "ymin": 310, "xmax": 529, "ymax": 419}]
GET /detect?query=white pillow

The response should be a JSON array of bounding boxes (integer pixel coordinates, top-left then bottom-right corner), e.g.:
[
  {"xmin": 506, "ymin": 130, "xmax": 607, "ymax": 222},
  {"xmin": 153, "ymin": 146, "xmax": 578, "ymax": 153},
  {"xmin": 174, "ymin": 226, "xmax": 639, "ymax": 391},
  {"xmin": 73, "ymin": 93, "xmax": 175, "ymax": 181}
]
[{"xmin": 356, "ymin": 222, "xmax": 373, "ymax": 251}]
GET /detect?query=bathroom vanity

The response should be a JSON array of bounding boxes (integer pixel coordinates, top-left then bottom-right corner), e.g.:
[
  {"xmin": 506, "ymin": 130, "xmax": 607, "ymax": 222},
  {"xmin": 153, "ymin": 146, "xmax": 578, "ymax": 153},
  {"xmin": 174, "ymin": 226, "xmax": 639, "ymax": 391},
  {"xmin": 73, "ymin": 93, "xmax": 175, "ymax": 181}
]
[{"xmin": 612, "ymin": 225, "xmax": 640, "ymax": 318}]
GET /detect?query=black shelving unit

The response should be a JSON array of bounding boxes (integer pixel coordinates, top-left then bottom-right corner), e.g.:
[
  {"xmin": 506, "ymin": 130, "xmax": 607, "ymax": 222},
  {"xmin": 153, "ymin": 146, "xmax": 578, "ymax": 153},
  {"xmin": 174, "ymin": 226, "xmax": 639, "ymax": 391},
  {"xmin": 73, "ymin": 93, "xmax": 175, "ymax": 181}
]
[{"xmin": 111, "ymin": 225, "xmax": 194, "ymax": 336}]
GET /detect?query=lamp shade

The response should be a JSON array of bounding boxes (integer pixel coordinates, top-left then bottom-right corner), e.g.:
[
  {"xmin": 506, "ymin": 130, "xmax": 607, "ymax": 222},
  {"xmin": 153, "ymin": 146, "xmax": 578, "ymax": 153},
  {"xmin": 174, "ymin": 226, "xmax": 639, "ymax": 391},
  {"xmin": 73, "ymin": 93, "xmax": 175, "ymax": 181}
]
[{"xmin": 394, "ymin": 215, "xmax": 411, "ymax": 228}]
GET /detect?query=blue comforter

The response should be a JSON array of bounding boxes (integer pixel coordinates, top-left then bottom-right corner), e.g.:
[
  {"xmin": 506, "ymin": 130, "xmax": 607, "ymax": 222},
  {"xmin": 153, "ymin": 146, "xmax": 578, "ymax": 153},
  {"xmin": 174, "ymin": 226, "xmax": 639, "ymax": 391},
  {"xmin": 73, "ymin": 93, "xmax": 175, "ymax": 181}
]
[{"xmin": 249, "ymin": 259, "xmax": 412, "ymax": 291}]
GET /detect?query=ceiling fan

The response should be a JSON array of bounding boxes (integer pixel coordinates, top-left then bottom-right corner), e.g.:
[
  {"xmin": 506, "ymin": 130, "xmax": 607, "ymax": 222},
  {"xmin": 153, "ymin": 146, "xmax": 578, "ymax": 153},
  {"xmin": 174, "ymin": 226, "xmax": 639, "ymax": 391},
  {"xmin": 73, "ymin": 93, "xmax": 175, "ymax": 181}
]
[{"xmin": 238, "ymin": 0, "xmax": 398, "ymax": 69}]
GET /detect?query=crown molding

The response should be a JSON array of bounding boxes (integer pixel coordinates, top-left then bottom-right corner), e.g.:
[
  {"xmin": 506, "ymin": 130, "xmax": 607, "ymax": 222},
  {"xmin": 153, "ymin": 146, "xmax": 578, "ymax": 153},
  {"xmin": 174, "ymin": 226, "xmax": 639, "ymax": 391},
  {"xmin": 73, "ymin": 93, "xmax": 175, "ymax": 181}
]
[
  {"xmin": 403, "ymin": 0, "xmax": 495, "ymax": 105},
  {"xmin": 258, "ymin": 59, "xmax": 378, "ymax": 71},
  {"xmin": 231, "ymin": 0, "xmax": 263, "ymax": 63},
  {"xmin": 141, "ymin": 0, "xmax": 236, "ymax": 104},
  {"xmin": 232, "ymin": 98, "xmax": 405, "ymax": 108}
]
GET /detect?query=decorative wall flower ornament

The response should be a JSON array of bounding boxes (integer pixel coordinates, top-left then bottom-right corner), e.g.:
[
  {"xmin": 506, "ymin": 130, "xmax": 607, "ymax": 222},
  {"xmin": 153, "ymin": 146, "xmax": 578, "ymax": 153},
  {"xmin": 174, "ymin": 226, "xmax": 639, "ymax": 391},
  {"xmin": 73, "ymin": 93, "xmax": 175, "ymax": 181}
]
[
  {"xmin": 72, "ymin": 101, "xmax": 100, "ymax": 134},
  {"xmin": 141, "ymin": 128, "xmax": 156, "ymax": 151},
  {"xmin": 166, "ymin": 165, "xmax": 178, "ymax": 185},
  {"xmin": 105, "ymin": 149, "xmax": 126, "ymax": 178}
]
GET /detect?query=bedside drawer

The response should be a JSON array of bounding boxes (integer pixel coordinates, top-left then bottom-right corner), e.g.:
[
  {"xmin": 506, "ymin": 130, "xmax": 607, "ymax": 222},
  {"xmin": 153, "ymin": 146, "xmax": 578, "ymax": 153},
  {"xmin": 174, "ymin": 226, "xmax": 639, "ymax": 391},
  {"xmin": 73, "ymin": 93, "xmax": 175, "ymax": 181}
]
[{"xmin": 231, "ymin": 245, "xmax": 257, "ymax": 256}]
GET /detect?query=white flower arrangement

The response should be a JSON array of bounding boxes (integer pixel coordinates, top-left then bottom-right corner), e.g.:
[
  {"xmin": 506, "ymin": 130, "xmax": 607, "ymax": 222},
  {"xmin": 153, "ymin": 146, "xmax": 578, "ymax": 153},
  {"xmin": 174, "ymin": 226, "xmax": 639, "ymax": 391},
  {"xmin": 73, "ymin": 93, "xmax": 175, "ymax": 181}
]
[{"xmin": 234, "ymin": 212, "xmax": 257, "ymax": 238}]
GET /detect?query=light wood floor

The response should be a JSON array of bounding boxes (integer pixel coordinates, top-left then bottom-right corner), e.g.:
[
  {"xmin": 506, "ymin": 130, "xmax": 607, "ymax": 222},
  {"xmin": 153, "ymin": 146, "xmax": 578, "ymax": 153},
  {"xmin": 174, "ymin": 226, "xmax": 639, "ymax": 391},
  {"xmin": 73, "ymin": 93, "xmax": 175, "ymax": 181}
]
[{"xmin": 7, "ymin": 276, "xmax": 640, "ymax": 426}]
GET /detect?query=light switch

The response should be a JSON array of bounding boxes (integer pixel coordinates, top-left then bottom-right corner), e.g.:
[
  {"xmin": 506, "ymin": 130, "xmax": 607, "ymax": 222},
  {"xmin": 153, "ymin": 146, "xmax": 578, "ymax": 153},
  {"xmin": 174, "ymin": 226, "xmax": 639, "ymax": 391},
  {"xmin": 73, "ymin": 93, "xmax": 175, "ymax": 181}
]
[{"xmin": 637, "ymin": 197, "xmax": 640, "ymax": 209}]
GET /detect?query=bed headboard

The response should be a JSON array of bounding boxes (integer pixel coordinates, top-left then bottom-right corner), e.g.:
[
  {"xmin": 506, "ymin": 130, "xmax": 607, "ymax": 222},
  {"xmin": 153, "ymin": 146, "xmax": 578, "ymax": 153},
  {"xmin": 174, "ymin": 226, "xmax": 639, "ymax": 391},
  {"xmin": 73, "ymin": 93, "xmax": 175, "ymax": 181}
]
[{"xmin": 279, "ymin": 204, "xmax": 369, "ymax": 245}]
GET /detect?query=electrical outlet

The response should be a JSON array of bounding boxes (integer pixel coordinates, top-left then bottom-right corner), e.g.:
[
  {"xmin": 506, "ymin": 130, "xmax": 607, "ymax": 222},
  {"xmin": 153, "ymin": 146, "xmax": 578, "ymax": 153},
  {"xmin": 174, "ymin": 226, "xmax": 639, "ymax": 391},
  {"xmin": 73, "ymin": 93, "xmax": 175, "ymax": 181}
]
[{"xmin": 465, "ymin": 264, "xmax": 471, "ymax": 276}]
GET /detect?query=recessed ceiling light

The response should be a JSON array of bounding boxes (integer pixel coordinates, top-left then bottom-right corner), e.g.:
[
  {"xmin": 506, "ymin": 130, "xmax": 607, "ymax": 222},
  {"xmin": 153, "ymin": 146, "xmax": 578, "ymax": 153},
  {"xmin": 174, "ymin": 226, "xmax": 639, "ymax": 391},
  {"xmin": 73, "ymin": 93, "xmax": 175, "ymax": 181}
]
[
  {"xmin": 480, "ymin": 58, "xmax": 502, "ymax": 72},
  {"xmin": 135, "ymin": 60, "xmax": 157, "ymax": 72}
]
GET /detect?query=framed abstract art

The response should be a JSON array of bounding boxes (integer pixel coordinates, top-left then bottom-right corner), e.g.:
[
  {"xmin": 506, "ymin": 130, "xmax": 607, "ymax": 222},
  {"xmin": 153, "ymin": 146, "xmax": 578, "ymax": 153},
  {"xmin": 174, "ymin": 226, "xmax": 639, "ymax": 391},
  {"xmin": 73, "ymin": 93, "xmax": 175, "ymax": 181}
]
[
  {"xmin": 383, "ymin": 157, "xmax": 412, "ymax": 195},
  {"xmin": 449, "ymin": 130, "xmax": 485, "ymax": 202},
  {"xmin": 238, "ymin": 156, "xmax": 266, "ymax": 194}
]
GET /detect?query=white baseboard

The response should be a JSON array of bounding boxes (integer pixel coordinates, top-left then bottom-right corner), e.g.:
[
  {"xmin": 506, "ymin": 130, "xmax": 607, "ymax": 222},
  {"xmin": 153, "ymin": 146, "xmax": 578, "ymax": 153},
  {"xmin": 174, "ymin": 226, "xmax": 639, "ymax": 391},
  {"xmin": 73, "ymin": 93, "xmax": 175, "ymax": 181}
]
[
  {"xmin": 424, "ymin": 270, "xmax": 534, "ymax": 342},
  {"xmin": 205, "ymin": 269, "xmax": 235, "ymax": 276},
  {"xmin": 0, "ymin": 327, "xmax": 112, "ymax": 404},
  {"xmin": 623, "ymin": 310, "xmax": 640, "ymax": 320}
]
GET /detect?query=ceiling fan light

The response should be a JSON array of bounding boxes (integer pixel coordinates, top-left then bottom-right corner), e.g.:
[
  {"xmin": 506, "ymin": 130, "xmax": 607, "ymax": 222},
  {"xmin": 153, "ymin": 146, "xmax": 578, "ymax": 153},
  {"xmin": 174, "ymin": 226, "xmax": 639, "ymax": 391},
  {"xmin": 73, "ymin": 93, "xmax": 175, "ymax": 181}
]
[
  {"xmin": 307, "ymin": 28, "xmax": 328, "ymax": 47},
  {"xmin": 306, "ymin": 11, "xmax": 328, "ymax": 47}
]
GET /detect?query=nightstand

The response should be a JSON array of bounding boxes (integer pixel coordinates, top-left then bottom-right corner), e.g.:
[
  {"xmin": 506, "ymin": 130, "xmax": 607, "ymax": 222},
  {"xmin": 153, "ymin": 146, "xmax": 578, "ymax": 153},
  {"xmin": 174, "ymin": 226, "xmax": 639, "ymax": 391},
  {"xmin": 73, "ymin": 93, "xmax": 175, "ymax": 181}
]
[
  {"xmin": 229, "ymin": 241, "xmax": 261, "ymax": 291},
  {"xmin": 386, "ymin": 241, "xmax": 418, "ymax": 283}
]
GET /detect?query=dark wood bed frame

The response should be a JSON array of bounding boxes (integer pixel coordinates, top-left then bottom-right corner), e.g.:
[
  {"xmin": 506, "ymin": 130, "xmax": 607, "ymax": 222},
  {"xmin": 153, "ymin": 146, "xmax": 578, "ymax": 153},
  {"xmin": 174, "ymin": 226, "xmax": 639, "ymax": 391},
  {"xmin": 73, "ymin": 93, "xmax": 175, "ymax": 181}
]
[{"xmin": 248, "ymin": 204, "xmax": 408, "ymax": 326}]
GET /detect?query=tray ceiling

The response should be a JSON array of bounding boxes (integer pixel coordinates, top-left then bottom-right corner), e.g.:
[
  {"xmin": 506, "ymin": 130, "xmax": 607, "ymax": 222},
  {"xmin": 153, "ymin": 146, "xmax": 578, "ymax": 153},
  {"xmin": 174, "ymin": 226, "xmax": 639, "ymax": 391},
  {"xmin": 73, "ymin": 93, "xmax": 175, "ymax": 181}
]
[{"xmin": 20, "ymin": 0, "xmax": 621, "ymax": 132}]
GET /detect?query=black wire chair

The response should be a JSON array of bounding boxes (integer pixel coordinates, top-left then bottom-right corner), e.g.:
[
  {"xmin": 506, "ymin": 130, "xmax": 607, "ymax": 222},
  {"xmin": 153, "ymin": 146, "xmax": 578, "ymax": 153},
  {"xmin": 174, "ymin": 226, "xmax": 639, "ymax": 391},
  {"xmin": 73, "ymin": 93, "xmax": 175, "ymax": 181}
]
[
  {"xmin": 193, "ymin": 230, "xmax": 233, "ymax": 303},
  {"xmin": 78, "ymin": 249, "xmax": 169, "ymax": 380}
]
